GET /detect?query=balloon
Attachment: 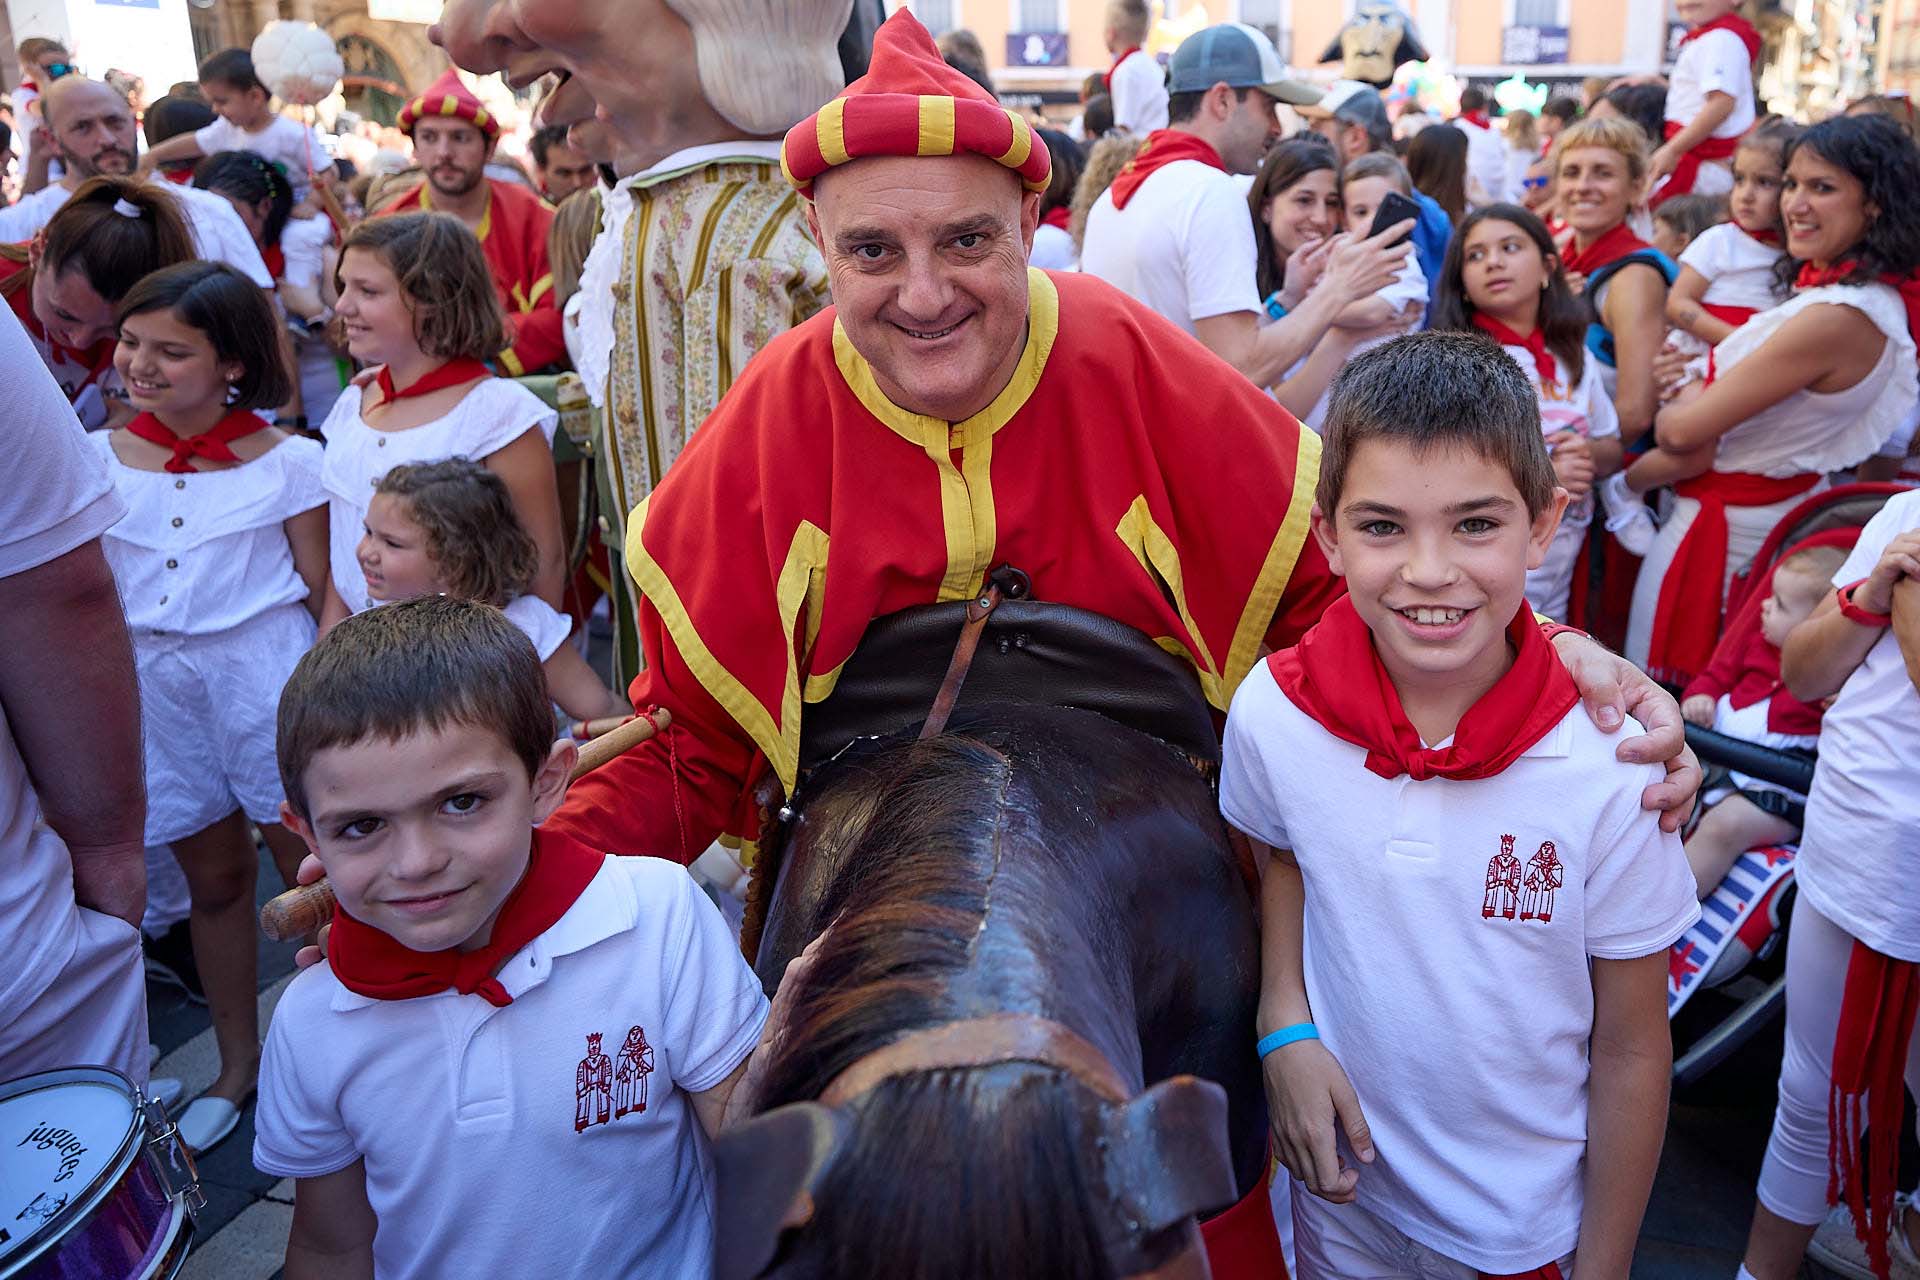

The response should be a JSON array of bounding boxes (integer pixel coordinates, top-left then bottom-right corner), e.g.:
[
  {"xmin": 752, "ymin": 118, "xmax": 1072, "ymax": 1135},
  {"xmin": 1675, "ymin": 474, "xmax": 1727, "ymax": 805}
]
[{"xmin": 251, "ymin": 20, "xmax": 343, "ymax": 107}]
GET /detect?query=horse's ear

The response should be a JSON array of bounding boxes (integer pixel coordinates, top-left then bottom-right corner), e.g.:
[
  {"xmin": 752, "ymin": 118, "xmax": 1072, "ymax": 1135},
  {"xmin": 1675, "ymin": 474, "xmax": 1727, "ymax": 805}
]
[
  {"xmin": 712, "ymin": 1102, "xmax": 850, "ymax": 1280},
  {"xmin": 1099, "ymin": 1075, "xmax": 1239, "ymax": 1238}
]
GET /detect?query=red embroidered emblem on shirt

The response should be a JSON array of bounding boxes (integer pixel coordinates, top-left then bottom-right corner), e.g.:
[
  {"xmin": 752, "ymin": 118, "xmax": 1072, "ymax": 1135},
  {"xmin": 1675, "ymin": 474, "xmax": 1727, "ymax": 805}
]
[
  {"xmin": 614, "ymin": 1025, "xmax": 655, "ymax": 1118},
  {"xmin": 1483, "ymin": 834, "xmax": 1522, "ymax": 920},
  {"xmin": 575, "ymin": 1033, "xmax": 613, "ymax": 1132},
  {"xmin": 1521, "ymin": 841, "xmax": 1563, "ymax": 922}
]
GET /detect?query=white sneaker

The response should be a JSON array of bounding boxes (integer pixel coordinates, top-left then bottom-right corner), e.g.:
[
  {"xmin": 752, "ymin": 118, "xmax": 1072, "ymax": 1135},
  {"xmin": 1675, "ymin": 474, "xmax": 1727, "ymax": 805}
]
[
  {"xmin": 1602, "ymin": 471, "xmax": 1658, "ymax": 557},
  {"xmin": 1807, "ymin": 1192, "xmax": 1920, "ymax": 1280}
]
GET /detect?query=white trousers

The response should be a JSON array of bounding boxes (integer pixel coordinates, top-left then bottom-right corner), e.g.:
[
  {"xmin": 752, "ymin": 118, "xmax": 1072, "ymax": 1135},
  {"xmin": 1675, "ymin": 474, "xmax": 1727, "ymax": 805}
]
[
  {"xmin": 1757, "ymin": 894, "xmax": 1920, "ymax": 1225},
  {"xmin": 0, "ymin": 906, "xmax": 148, "ymax": 1087},
  {"xmin": 1291, "ymin": 1185, "xmax": 1573, "ymax": 1279}
]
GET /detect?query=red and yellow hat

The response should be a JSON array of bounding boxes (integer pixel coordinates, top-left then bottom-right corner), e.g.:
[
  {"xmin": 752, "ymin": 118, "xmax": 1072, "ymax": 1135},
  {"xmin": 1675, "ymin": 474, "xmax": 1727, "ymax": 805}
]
[
  {"xmin": 397, "ymin": 68, "xmax": 499, "ymax": 142},
  {"xmin": 781, "ymin": 10, "xmax": 1049, "ymax": 199}
]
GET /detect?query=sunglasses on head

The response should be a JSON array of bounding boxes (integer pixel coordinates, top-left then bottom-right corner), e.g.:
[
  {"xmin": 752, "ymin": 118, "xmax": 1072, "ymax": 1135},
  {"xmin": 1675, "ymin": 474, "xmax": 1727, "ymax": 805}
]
[{"xmin": 43, "ymin": 62, "xmax": 75, "ymax": 80}]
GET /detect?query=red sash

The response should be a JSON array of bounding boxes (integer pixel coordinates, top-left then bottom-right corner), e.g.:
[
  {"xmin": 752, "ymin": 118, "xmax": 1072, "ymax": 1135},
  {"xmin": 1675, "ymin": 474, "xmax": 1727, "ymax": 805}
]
[
  {"xmin": 1198, "ymin": 1162, "xmax": 1285, "ymax": 1279},
  {"xmin": 263, "ymin": 243, "xmax": 286, "ymax": 281},
  {"xmin": 1269, "ymin": 597, "xmax": 1577, "ymax": 782},
  {"xmin": 1644, "ymin": 470, "xmax": 1822, "ymax": 685},
  {"xmin": 1108, "ymin": 131, "xmax": 1226, "ymax": 211},
  {"xmin": 1104, "ymin": 46, "xmax": 1140, "ymax": 94},
  {"xmin": 1473, "ymin": 314, "xmax": 1559, "ymax": 389},
  {"xmin": 1651, "ymin": 120, "xmax": 1742, "ymax": 210},
  {"xmin": 328, "ymin": 828, "xmax": 605, "ymax": 1008},
  {"xmin": 1701, "ymin": 301, "xmax": 1759, "ymax": 329},
  {"xmin": 1559, "ymin": 222, "xmax": 1652, "ymax": 280},
  {"xmin": 1829, "ymin": 941, "xmax": 1920, "ymax": 1280}
]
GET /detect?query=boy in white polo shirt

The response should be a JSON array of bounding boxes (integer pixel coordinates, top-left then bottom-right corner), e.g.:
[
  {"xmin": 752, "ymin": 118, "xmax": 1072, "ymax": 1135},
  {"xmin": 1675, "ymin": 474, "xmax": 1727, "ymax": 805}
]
[
  {"xmin": 254, "ymin": 598, "xmax": 768, "ymax": 1279},
  {"xmin": 1221, "ymin": 332, "xmax": 1698, "ymax": 1280}
]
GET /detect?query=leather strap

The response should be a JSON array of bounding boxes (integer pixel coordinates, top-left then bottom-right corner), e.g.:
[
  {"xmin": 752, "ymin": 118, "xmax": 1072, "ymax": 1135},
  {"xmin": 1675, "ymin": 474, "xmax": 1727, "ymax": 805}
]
[
  {"xmin": 918, "ymin": 565, "xmax": 1031, "ymax": 740},
  {"xmin": 819, "ymin": 1012, "xmax": 1133, "ymax": 1106}
]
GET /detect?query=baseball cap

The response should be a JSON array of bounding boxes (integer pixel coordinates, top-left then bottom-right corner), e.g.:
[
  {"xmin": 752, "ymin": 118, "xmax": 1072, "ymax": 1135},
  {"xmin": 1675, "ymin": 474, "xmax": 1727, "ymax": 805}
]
[
  {"xmin": 1167, "ymin": 23, "xmax": 1321, "ymax": 106},
  {"xmin": 1299, "ymin": 80, "xmax": 1392, "ymax": 139}
]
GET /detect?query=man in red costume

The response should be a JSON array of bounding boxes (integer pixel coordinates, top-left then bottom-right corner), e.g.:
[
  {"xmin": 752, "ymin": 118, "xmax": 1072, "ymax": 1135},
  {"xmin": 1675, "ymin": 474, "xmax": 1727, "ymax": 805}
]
[{"xmin": 380, "ymin": 69, "xmax": 566, "ymax": 376}]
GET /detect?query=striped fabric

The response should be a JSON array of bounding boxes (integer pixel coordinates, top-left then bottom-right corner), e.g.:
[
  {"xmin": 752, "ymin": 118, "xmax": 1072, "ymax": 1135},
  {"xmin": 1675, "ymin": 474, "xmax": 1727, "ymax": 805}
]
[{"xmin": 597, "ymin": 156, "xmax": 829, "ymax": 682}]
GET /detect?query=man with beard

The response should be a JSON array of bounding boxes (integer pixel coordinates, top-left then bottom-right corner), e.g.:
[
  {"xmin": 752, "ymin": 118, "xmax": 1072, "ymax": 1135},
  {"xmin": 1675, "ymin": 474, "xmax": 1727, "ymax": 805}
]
[
  {"xmin": 429, "ymin": 0, "xmax": 847, "ymax": 686},
  {"xmin": 0, "ymin": 76, "xmax": 271, "ymax": 290},
  {"xmin": 378, "ymin": 69, "xmax": 567, "ymax": 376}
]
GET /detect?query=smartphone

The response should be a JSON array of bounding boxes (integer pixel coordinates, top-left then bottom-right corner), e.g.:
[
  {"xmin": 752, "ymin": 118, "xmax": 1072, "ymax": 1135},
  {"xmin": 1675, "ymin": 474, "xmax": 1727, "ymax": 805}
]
[{"xmin": 1366, "ymin": 190, "xmax": 1421, "ymax": 247}]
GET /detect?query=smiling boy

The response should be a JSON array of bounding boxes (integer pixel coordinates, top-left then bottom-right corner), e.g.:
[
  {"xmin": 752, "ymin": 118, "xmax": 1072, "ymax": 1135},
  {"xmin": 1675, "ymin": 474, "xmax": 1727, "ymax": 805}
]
[
  {"xmin": 1221, "ymin": 332, "xmax": 1698, "ymax": 1280},
  {"xmin": 255, "ymin": 598, "xmax": 768, "ymax": 1279}
]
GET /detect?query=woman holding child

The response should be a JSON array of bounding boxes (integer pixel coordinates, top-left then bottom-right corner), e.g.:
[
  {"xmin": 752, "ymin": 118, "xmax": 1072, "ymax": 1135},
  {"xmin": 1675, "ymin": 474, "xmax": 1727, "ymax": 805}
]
[{"xmin": 1623, "ymin": 115, "xmax": 1920, "ymax": 684}]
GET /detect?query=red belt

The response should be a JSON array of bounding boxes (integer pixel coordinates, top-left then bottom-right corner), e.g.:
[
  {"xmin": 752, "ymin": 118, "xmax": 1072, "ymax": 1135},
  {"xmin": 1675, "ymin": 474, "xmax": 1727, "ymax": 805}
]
[
  {"xmin": 1652, "ymin": 121, "xmax": 1741, "ymax": 209},
  {"xmin": 1645, "ymin": 469, "xmax": 1821, "ymax": 685},
  {"xmin": 1200, "ymin": 1161, "xmax": 1286, "ymax": 1279}
]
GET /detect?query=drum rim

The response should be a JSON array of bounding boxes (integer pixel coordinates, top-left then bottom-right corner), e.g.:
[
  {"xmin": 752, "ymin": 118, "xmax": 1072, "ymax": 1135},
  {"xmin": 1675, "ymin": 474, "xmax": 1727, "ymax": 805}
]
[{"xmin": 0, "ymin": 1065, "xmax": 146, "ymax": 1274}]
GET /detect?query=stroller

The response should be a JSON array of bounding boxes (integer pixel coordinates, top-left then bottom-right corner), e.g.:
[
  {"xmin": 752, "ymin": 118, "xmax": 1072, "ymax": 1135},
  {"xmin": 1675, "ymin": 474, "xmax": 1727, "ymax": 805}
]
[{"xmin": 1667, "ymin": 481, "xmax": 1913, "ymax": 1085}]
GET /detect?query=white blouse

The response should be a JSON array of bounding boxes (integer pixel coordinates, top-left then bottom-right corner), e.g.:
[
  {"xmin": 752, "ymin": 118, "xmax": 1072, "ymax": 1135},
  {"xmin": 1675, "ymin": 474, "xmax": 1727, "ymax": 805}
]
[
  {"xmin": 321, "ymin": 378, "xmax": 558, "ymax": 615},
  {"xmin": 1712, "ymin": 282, "xmax": 1919, "ymax": 477},
  {"xmin": 94, "ymin": 432, "xmax": 327, "ymax": 635},
  {"xmin": 504, "ymin": 594, "xmax": 573, "ymax": 661}
]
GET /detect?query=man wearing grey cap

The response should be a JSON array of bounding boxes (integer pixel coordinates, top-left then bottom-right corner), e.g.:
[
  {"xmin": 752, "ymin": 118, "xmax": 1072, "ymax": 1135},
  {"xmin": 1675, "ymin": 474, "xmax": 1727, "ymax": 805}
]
[
  {"xmin": 1081, "ymin": 23, "xmax": 1410, "ymax": 391},
  {"xmin": 1299, "ymin": 79, "xmax": 1453, "ymax": 284}
]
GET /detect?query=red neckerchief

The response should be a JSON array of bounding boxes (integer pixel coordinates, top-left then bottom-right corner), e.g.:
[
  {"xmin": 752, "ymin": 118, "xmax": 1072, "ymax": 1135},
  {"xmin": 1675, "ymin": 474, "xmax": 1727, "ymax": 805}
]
[
  {"xmin": 160, "ymin": 164, "xmax": 196, "ymax": 186},
  {"xmin": 1472, "ymin": 313, "xmax": 1559, "ymax": 390},
  {"xmin": 1830, "ymin": 942, "xmax": 1920, "ymax": 1280},
  {"xmin": 1108, "ymin": 130, "xmax": 1226, "ymax": 210},
  {"xmin": 1742, "ymin": 225, "xmax": 1782, "ymax": 246},
  {"xmin": 1104, "ymin": 46, "xmax": 1140, "ymax": 93},
  {"xmin": 1797, "ymin": 259, "xmax": 1920, "ymax": 350},
  {"xmin": 1, "ymin": 258, "xmax": 117, "ymax": 391},
  {"xmin": 263, "ymin": 243, "xmax": 286, "ymax": 280},
  {"xmin": 374, "ymin": 356, "xmax": 492, "ymax": 404},
  {"xmin": 1040, "ymin": 205, "xmax": 1072, "ymax": 232},
  {"xmin": 123, "ymin": 409, "xmax": 268, "ymax": 475},
  {"xmin": 1459, "ymin": 109, "xmax": 1491, "ymax": 129},
  {"xmin": 1680, "ymin": 12, "xmax": 1762, "ymax": 59},
  {"xmin": 1559, "ymin": 222, "xmax": 1651, "ymax": 279},
  {"xmin": 328, "ymin": 828, "xmax": 606, "ymax": 1008},
  {"xmin": 1267, "ymin": 596, "xmax": 1578, "ymax": 782}
]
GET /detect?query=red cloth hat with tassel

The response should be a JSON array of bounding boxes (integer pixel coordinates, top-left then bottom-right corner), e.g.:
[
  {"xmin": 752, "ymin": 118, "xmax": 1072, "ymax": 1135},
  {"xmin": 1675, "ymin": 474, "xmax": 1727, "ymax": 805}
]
[
  {"xmin": 397, "ymin": 68, "xmax": 500, "ymax": 142},
  {"xmin": 781, "ymin": 9, "xmax": 1050, "ymax": 199}
]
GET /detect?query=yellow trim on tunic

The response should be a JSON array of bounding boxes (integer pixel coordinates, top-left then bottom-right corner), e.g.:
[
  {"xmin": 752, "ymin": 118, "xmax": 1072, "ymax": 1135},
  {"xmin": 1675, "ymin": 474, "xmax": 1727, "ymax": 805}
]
[
  {"xmin": 1221, "ymin": 428, "xmax": 1320, "ymax": 695},
  {"xmin": 829, "ymin": 268, "xmax": 1058, "ymax": 601},
  {"xmin": 415, "ymin": 183, "xmax": 493, "ymax": 243},
  {"xmin": 527, "ymin": 274, "xmax": 553, "ymax": 307},
  {"xmin": 497, "ymin": 347, "xmax": 526, "ymax": 377},
  {"xmin": 918, "ymin": 97, "xmax": 957, "ymax": 156},
  {"xmin": 1114, "ymin": 497, "xmax": 1226, "ymax": 709},
  {"xmin": 772, "ymin": 521, "xmax": 831, "ymax": 791}
]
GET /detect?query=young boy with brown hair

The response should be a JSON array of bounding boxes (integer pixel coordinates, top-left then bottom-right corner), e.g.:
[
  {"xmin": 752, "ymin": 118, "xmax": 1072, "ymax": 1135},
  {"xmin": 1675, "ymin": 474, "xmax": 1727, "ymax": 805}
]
[
  {"xmin": 255, "ymin": 597, "xmax": 767, "ymax": 1278},
  {"xmin": 1222, "ymin": 332, "xmax": 1698, "ymax": 1279}
]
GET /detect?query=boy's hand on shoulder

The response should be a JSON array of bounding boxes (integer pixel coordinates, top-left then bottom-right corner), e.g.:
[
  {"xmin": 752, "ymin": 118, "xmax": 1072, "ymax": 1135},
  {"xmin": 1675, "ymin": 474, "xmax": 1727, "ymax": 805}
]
[
  {"xmin": 1680, "ymin": 694, "xmax": 1715, "ymax": 727},
  {"xmin": 1857, "ymin": 530, "xmax": 1920, "ymax": 615},
  {"xmin": 1264, "ymin": 1039, "xmax": 1374, "ymax": 1204}
]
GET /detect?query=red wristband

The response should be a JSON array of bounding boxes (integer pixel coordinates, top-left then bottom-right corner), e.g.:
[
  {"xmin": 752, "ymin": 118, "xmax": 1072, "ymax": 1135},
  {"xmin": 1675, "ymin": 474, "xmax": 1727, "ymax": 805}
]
[
  {"xmin": 1836, "ymin": 579, "xmax": 1893, "ymax": 627},
  {"xmin": 1536, "ymin": 620, "xmax": 1589, "ymax": 644}
]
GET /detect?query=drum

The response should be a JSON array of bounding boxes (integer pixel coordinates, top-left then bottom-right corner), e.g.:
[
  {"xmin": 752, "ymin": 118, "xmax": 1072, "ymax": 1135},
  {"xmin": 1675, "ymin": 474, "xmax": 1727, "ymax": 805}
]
[{"xmin": 0, "ymin": 1067, "xmax": 202, "ymax": 1279}]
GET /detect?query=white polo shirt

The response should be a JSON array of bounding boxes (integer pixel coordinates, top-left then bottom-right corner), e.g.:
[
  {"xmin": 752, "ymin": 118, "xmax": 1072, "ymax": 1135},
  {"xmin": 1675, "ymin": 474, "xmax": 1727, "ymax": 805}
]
[
  {"xmin": 1795, "ymin": 488, "xmax": 1920, "ymax": 962},
  {"xmin": 1108, "ymin": 49, "xmax": 1169, "ymax": 135},
  {"xmin": 1666, "ymin": 29, "xmax": 1757, "ymax": 142},
  {"xmin": 1080, "ymin": 161, "xmax": 1260, "ymax": 335},
  {"xmin": 255, "ymin": 856, "xmax": 769, "ymax": 1280},
  {"xmin": 193, "ymin": 113, "xmax": 329, "ymax": 201},
  {"xmin": 1679, "ymin": 221, "xmax": 1783, "ymax": 314},
  {"xmin": 1220, "ymin": 662, "xmax": 1697, "ymax": 1273}
]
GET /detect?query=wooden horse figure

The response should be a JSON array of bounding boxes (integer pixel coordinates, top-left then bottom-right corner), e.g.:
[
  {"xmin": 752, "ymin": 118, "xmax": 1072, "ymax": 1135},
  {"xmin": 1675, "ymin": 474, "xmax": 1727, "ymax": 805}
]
[{"xmin": 714, "ymin": 574, "xmax": 1279, "ymax": 1280}]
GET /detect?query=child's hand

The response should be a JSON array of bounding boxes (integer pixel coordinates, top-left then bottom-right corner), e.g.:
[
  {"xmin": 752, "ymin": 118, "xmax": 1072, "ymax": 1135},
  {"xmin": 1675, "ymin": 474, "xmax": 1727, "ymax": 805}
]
[
  {"xmin": 1653, "ymin": 341, "xmax": 1694, "ymax": 393},
  {"xmin": 1263, "ymin": 1039, "xmax": 1374, "ymax": 1204},
  {"xmin": 1854, "ymin": 530, "xmax": 1920, "ymax": 615},
  {"xmin": 1563, "ymin": 269, "xmax": 1587, "ymax": 297},
  {"xmin": 1646, "ymin": 143, "xmax": 1679, "ymax": 194},
  {"xmin": 1681, "ymin": 694, "xmax": 1716, "ymax": 727},
  {"xmin": 1547, "ymin": 432, "xmax": 1595, "ymax": 498}
]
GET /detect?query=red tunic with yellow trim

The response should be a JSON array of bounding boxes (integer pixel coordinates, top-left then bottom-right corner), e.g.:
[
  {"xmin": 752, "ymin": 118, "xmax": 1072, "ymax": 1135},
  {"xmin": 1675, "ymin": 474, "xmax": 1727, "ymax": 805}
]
[
  {"xmin": 547, "ymin": 267, "xmax": 1339, "ymax": 860},
  {"xmin": 379, "ymin": 179, "xmax": 567, "ymax": 375}
]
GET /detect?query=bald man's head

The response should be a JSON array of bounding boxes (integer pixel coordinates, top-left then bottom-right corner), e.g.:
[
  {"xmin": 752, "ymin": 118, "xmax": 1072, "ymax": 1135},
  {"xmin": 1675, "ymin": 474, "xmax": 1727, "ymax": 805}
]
[{"xmin": 43, "ymin": 77, "xmax": 138, "ymax": 179}]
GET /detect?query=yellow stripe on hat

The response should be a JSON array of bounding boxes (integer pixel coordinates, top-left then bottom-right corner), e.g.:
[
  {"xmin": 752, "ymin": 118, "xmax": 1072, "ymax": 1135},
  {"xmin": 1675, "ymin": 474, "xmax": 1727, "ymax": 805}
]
[
  {"xmin": 917, "ymin": 96, "xmax": 956, "ymax": 157},
  {"xmin": 818, "ymin": 98, "xmax": 850, "ymax": 167},
  {"xmin": 440, "ymin": 94, "xmax": 458, "ymax": 117},
  {"xmin": 473, "ymin": 107, "xmax": 491, "ymax": 129},
  {"xmin": 995, "ymin": 109, "xmax": 1033, "ymax": 171}
]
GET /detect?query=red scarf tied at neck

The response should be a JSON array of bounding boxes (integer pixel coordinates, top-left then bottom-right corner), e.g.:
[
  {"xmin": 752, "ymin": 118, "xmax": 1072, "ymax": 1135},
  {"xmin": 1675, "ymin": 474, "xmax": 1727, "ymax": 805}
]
[
  {"xmin": 327, "ymin": 828, "xmax": 606, "ymax": 1008},
  {"xmin": 374, "ymin": 356, "xmax": 492, "ymax": 405},
  {"xmin": 1558, "ymin": 222, "xmax": 1652, "ymax": 280},
  {"xmin": 1108, "ymin": 131, "xmax": 1226, "ymax": 210},
  {"xmin": 1104, "ymin": 45, "xmax": 1140, "ymax": 94},
  {"xmin": 1268, "ymin": 597, "xmax": 1578, "ymax": 782},
  {"xmin": 124, "ymin": 409, "xmax": 268, "ymax": 475},
  {"xmin": 1472, "ymin": 314, "xmax": 1559, "ymax": 391},
  {"xmin": 1459, "ymin": 109, "xmax": 1491, "ymax": 130},
  {"xmin": 1040, "ymin": 205, "xmax": 1073, "ymax": 232},
  {"xmin": 1797, "ymin": 259, "xmax": 1920, "ymax": 353}
]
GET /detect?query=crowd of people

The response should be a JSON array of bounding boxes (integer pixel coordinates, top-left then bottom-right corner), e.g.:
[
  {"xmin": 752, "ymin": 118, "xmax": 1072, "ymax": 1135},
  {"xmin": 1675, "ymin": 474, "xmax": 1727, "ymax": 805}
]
[{"xmin": 3, "ymin": 1, "xmax": 1919, "ymax": 1278}]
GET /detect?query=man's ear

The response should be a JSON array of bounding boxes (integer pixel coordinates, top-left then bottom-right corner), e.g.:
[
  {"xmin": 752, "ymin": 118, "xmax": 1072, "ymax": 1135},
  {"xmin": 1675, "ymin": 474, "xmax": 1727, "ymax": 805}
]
[
  {"xmin": 279, "ymin": 801, "xmax": 322, "ymax": 856},
  {"xmin": 531, "ymin": 737, "xmax": 579, "ymax": 824},
  {"xmin": 1526, "ymin": 488, "xmax": 1572, "ymax": 572},
  {"xmin": 802, "ymin": 197, "xmax": 824, "ymax": 254},
  {"xmin": 1019, "ymin": 188, "xmax": 1041, "ymax": 253},
  {"xmin": 1310, "ymin": 501, "xmax": 1344, "ymax": 577}
]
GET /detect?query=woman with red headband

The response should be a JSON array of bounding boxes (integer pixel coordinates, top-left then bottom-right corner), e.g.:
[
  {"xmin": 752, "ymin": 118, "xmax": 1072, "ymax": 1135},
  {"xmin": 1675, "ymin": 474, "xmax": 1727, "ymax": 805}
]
[{"xmin": 1624, "ymin": 116, "xmax": 1920, "ymax": 687}]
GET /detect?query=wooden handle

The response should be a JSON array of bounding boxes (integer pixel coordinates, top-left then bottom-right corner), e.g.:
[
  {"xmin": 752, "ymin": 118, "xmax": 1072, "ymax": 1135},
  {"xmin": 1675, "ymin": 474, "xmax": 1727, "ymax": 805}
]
[{"xmin": 259, "ymin": 709, "xmax": 671, "ymax": 942}]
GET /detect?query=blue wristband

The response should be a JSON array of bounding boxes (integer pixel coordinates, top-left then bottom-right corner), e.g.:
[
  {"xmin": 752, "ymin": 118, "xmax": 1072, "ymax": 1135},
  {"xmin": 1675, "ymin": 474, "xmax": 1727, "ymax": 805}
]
[{"xmin": 1257, "ymin": 1023, "xmax": 1319, "ymax": 1058}]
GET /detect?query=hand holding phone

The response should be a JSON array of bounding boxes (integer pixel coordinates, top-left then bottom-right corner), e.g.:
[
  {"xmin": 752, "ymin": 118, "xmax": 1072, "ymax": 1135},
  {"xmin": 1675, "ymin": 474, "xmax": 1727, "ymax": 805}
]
[{"xmin": 1366, "ymin": 190, "xmax": 1422, "ymax": 247}]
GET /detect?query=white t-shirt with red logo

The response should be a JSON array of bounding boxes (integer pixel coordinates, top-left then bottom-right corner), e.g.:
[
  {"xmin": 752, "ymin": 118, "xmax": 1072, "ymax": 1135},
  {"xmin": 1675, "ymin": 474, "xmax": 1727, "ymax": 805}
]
[
  {"xmin": 254, "ymin": 856, "xmax": 769, "ymax": 1279},
  {"xmin": 1220, "ymin": 664, "xmax": 1698, "ymax": 1273}
]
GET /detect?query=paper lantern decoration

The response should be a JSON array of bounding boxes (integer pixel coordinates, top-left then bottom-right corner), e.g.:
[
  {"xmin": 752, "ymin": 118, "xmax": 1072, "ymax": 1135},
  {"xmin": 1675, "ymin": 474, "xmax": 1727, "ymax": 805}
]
[{"xmin": 251, "ymin": 21, "xmax": 343, "ymax": 107}]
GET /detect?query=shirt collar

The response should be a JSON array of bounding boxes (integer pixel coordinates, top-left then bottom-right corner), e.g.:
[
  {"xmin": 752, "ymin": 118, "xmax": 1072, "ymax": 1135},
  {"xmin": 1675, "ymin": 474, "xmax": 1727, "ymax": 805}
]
[{"xmin": 619, "ymin": 140, "xmax": 786, "ymax": 194}]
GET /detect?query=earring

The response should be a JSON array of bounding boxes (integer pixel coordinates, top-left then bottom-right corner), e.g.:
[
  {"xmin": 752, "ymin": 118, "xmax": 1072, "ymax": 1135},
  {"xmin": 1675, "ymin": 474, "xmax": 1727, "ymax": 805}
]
[{"xmin": 224, "ymin": 383, "xmax": 240, "ymax": 405}]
